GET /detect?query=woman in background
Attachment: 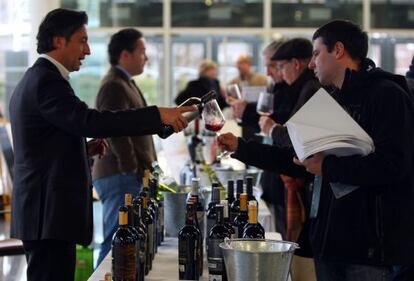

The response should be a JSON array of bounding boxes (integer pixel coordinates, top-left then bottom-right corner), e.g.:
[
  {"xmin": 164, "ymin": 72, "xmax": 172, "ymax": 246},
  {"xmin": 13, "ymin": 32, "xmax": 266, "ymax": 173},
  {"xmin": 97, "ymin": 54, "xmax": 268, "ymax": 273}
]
[{"xmin": 175, "ymin": 59, "xmax": 227, "ymax": 109}]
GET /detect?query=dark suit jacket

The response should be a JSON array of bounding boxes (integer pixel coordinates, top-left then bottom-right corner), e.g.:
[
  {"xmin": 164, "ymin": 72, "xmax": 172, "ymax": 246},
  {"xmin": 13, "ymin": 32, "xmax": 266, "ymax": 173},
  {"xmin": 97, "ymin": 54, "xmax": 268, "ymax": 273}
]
[
  {"xmin": 92, "ymin": 67, "xmax": 156, "ymax": 180},
  {"xmin": 9, "ymin": 58, "xmax": 162, "ymax": 245},
  {"xmin": 175, "ymin": 76, "xmax": 227, "ymax": 109}
]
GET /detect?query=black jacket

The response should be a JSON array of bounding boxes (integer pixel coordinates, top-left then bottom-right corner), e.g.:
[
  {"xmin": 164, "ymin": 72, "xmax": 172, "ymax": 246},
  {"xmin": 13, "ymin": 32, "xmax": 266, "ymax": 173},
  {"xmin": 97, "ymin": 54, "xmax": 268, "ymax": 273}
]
[
  {"xmin": 175, "ymin": 76, "xmax": 227, "ymax": 109},
  {"xmin": 9, "ymin": 58, "xmax": 162, "ymax": 245},
  {"xmin": 271, "ymin": 69, "xmax": 320, "ymax": 148},
  {"xmin": 234, "ymin": 59, "xmax": 414, "ymax": 265}
]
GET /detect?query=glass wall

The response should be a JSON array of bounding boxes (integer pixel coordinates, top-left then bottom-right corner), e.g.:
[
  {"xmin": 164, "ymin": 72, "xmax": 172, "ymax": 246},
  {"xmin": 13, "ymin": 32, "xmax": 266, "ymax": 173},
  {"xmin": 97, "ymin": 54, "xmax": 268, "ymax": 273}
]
[
  {"xmin": 171, "ymin": 0, "xmax": 263, "ymax": 27},
  {"xmin": 171, "ymin": 39, "xmax": 205, "ymax": 103},
  {"xmin": 371, "ymin": 0, "xmax": 414, "ymax": 29},
  {"xmin": 0, "ymin": 0, "xmax": 412, "ymax": 116},
  {"xmin": 61, "ymin": 0, "xmax": 163, "ymax": 27},
  {"xmin": 272, "ymin": 0, "xmax": 363, "ymax": 27}
]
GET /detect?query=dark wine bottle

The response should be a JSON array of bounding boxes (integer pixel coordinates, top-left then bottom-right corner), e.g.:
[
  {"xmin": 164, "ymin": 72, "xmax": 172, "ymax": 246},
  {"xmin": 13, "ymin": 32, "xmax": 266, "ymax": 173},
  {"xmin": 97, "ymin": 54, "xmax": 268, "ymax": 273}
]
[
  {"xmin": 124, "ymin": 193, "xmax": 141, "ymax": 280},
  {"xmin": 220, "ymin": 200, "xmax": 235, "ymax": 238},
  {"xmin": 151, "ymin": 167, "xmax": 165, "ymax": 245},
  {"xmin": 149, "ymin": 176, "xmax": 159, "ymax": 256},
  {"xmin": 189, "ymin": 178, "xmax": 204, "ymax": 276},
  {"xmin": 187, "ymin": 196, "xmax": 204, "ymax": 277},
  {"xmin": 206, "ymin": 183, "xmax": 221, "ymax": 246},
  {"xmin": 243, "ymin": 200, "xmax": 265, "ymax": 239},
  {"xmin": 178, "ymin": 203, "xmax": 201, "ymax": 280},
  {"xmin": 233, "ymin": 193, "xmax": 249, "ymax": 238},
  {"xmin": 245, "ymin": 176, "xmax": 257, "ymax": 205},
  {"xmin": 225, "ymin": 180, "xmax": 235, "ymax": 206},
  {"xmin": 190, "ymin": 178, "xmax": 205, "ymax": 237},
  {"xmin": 142, "ymin": 194, "xmax": 154, "ymax": 274},
  {"xmin": 132, "ymin": 196, "xmax": 146, "ymax": 281},
  {"xmin": 208, "ymin": 205, "xmax": 230, "ymax": 281},
  {"xmin": 112, "ymin": 206, "xmax": 136, "ymax": 281},
  {"xmin": 158, "ymin": 90, "xmax": 217, "ymax": 139},
  {"xmin": 230, "ymin": 179, "xmax": 244, "ymax": 222}
]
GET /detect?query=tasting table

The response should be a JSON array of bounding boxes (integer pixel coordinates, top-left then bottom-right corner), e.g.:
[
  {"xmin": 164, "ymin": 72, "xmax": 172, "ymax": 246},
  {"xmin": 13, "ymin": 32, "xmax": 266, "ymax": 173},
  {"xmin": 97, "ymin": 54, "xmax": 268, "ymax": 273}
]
[{"xmin": 88, "ymin": 232, "xmax": 281, "ymax": 281}]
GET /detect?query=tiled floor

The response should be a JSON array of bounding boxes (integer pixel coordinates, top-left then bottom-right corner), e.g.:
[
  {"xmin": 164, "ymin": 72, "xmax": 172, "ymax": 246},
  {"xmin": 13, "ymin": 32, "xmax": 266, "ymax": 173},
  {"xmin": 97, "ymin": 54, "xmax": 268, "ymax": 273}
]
[{"xmin": 0, "ymin": 202, "xmax": 104, "ymax": 281}]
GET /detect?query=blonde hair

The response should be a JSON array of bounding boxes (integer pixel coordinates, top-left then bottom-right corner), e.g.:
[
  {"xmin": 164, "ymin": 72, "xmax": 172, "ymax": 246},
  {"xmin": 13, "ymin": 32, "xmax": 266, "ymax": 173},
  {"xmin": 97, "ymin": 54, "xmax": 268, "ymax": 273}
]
[{"xmin": 199, "ymin": 59, "xmax": 217, "ymax": 76}]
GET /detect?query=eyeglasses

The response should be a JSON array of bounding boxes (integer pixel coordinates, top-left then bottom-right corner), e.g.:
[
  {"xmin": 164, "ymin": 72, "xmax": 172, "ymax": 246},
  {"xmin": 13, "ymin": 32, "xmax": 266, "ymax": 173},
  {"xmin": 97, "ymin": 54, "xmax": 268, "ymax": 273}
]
[{"xmin": 276, "ymin": 60, "xmax": 292, "ymax": 71}]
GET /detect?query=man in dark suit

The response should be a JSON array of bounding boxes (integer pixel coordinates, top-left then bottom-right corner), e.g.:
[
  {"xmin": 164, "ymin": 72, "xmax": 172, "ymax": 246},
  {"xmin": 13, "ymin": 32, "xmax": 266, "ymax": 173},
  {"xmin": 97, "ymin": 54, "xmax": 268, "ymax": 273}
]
[
  {"xmin": 91, "ymin": 28, "xmax": 158, "ymax": 265},
  {"xmin": 9, "ymin": 8, "xmax": 194, "ymax": 281}
]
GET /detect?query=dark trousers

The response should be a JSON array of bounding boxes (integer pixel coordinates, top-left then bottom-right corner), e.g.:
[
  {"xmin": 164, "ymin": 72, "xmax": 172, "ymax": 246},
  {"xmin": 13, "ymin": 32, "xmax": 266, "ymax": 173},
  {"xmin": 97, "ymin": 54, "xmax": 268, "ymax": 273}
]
[{"xmin": 23, "ymin": 239, "xmax": 76, "ymax": 281}]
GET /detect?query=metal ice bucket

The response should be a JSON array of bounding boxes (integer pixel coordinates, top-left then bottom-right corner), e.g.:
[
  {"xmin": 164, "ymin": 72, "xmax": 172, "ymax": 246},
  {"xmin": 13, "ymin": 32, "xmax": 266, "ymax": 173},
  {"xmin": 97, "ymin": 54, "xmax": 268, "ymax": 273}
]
[
  {"xmin": 163, "ymin": 190, "xmax": 189, "ymax": 237},
  {"xmin": 220, "ymin": 239, "xmax": 298, "ymax": 281}
]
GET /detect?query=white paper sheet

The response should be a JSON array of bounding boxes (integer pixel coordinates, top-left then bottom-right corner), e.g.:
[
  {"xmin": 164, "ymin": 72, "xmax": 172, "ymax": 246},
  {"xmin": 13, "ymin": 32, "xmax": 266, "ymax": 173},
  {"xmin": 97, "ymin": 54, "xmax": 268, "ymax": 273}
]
[{"xmin": 286, "ymin": 88, "xmax": 375, "ymax": 198}]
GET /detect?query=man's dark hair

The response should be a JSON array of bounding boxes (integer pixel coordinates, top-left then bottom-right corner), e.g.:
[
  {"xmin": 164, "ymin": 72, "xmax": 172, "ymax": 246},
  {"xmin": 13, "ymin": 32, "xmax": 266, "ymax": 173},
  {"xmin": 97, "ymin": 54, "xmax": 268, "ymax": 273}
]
[
  {"xmin": 312, "ymin": 20, "xmax": 368, "ymax": 61},
  {"xmin": 271, "ymin": 38, "xmax": 313, "ymax": 61},
  {"xmin": 36, "ymin": 8, "xmax": 88, "ymax": 54},
  {"xmin": 108, "ymin": 28, "xmax": 143, "ymax": 66}
]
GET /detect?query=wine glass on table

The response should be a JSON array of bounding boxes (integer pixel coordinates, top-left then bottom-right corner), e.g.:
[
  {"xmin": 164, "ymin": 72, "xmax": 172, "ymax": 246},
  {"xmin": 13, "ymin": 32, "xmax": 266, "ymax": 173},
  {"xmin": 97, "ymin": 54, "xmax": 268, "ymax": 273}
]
[
  {"xmin": 256, "ymin": 91, "xmax": 274, "ymax": 138},
  {"xmin": 201, "ymin": 99, "xmax": 229, "ymax": 160}
]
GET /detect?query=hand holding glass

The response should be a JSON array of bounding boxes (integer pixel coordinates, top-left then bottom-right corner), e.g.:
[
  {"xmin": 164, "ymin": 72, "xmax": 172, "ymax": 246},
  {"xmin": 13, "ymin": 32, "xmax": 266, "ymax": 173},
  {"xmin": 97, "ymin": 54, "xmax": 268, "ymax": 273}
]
[
  {"xmin": 256, "ymin": 92, "xmax": 274, "ymax": 116},
  {"xmin": 256, "ymin": 92, "xmax": 274, "ymax": 136},
  {"xmin": 227, "ymin": 84, "xmax": 242, "ymax": 100}
]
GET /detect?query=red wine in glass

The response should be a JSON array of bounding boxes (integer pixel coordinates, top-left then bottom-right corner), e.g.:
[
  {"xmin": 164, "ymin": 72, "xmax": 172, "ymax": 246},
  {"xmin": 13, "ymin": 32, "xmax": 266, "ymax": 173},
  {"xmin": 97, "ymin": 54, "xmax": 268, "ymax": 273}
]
[{"xmin": 205, "ymin": 122, "xmax": 224, "ymax": 132}]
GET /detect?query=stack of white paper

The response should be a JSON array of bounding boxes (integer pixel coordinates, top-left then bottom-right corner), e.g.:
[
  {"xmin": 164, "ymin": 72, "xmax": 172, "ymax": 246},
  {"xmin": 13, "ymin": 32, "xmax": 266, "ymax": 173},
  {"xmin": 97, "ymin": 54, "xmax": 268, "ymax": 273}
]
[{"xmin": 286, "ymin": 88, "xmax": 374, "ymax": 161}]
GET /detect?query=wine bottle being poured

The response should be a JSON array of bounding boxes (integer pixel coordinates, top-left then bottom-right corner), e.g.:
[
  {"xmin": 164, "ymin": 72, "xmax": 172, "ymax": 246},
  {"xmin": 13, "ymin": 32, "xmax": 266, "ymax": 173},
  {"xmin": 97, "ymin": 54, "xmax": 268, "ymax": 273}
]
[{"xmin": 158, "ymin": 90, "xmax": 218, "ymax": 139}]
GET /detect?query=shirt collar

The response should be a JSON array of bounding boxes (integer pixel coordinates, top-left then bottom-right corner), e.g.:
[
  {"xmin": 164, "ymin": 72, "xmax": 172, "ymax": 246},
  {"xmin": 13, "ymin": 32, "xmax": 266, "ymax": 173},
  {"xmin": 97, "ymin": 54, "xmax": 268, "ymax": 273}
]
[
  {"xmin": 115, "ymin": 65, "xmax": 133, "ymax": 81},
  {"xmin": 39, "ymin": 54, "xmax": 70, "ymax": 81}
]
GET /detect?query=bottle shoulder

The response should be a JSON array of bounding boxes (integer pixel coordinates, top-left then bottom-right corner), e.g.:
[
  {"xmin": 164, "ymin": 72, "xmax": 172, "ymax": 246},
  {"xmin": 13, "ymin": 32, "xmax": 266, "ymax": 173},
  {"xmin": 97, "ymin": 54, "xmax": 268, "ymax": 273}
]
[
  {"xmin": 234, "ymin": 213, "xmax": 248, "ymax": 222},
  {"xmin": 179, "ymin": 225, "xmax": 201, "ymax": 238},
  {"xmin": 209, "ymin": 225, "xmax": 231, "ymax": 238},
  {"xmin": 112, "ymin": 228, "xmax": 136, "ymax": 244},
  {"xmin": 243, "ymin": 224, "xmax": 265, "ymax": 239}
]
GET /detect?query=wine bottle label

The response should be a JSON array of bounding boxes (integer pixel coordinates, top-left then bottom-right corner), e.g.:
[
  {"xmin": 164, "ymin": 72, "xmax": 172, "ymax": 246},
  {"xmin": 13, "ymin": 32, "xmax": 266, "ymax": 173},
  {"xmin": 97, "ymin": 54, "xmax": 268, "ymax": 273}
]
[
  {"xmin": 148, "ymin": 224, "xmax": 154, "ymax": 255},
  {"xmin": 209, "ymin": 275, "xmax": 223, "ymax": 281},
  {"xmin": 178, "ymin": 239, "xmax": 198, "ymax": 280},
  {"xmin": 207, "ymin": 238, "xmax": 225, "ymax": 274},
  {"xmin": 112, "ymin": 243, "xmax": 136, "ymax": 280}
]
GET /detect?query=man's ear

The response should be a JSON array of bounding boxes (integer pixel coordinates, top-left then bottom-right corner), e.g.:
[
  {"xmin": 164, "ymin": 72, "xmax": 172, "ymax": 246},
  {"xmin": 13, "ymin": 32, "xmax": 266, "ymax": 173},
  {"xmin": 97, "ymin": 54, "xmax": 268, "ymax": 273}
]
[
  {"xmin": 292, "ymin": 58, "xmax": 300, "ymax": 70},
  {"xmin": 333, "ymin": 41, "xmax": 346, "ymax": 59},
  {"xmin": 120, "ymin": 49, "xmax": 131, "ymax": 59},
  {"xmin": 52, "ymin": 36, "xmax": 65, "ymax": 50}
]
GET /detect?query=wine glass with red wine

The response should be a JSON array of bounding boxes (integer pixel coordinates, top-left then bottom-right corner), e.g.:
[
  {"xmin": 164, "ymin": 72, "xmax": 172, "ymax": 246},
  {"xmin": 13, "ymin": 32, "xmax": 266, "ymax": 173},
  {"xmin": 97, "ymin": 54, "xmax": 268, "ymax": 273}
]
[
  {"xmin": 201, "ymin": 99, "xmax": 229, "ymax": 160},
  {"xmin": 202, "ymin": 99, "xmax": 225, "ymax": 132}
]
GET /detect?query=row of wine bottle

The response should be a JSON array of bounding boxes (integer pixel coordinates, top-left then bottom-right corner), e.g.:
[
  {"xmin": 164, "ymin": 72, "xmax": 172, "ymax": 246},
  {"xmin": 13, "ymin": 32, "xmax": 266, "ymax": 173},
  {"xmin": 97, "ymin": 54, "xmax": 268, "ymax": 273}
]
[
  {"xmin": 178, "ymin": 177, "xmax": 265, "ymax": 280},
  {"xmin": 111, "ymin": 169, "xmax": 164, "ymax": 281}
]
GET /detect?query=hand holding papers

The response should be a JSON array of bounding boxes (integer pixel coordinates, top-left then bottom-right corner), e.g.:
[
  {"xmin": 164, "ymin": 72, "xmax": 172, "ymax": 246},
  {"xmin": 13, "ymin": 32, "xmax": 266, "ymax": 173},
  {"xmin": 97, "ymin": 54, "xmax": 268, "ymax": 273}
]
[
  {"xmin": 286, "ymin": 88, "xmax": 374, "ymax": 161},
  {"xmin": 286, "ymin": 88, "xmax": 375, "ymax": 198}
]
